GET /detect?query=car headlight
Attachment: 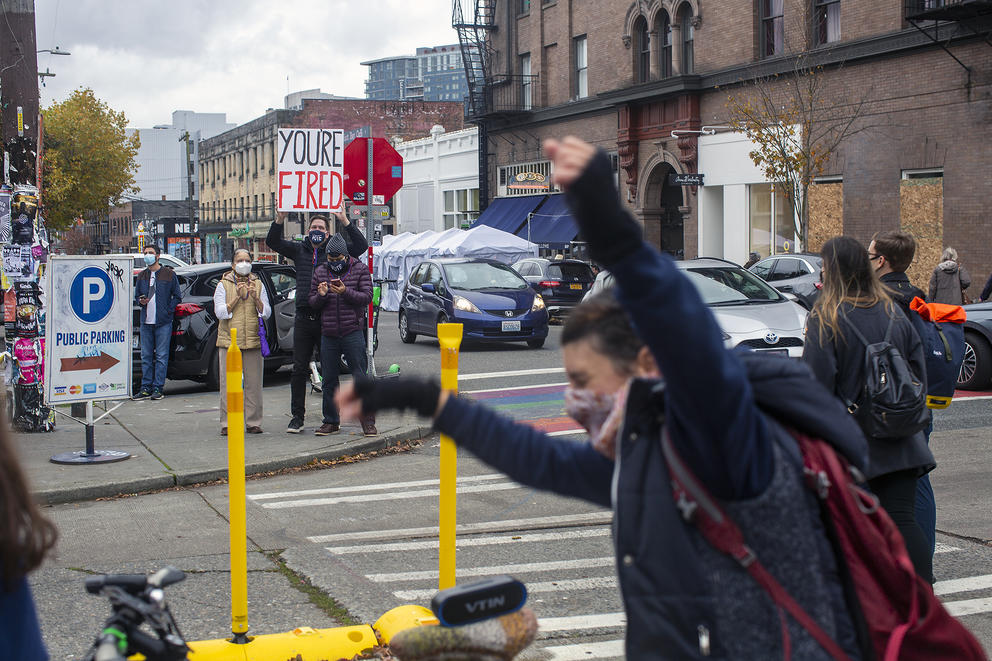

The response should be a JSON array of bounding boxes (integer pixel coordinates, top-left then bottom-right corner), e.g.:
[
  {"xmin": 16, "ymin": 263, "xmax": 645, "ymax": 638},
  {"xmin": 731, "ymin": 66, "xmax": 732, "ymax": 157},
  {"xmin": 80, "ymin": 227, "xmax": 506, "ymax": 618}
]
[
  {"xmin": 531, "ymin": 294, "xmax": 546, "ymax": 312},
  {"xmin": 453, "ymin": 295, "xmax": 481, "ymax": 314}
]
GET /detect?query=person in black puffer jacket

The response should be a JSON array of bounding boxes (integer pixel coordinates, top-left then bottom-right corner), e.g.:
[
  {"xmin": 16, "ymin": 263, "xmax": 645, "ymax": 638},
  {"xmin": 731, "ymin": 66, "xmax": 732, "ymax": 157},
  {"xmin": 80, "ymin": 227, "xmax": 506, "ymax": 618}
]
[
  {"xmin": 267, "ymin": 211, "xmax": 368, "ymax": 434},
  {"xmin": 308, "ymin": 234, "xmax": 375, "ymax": 438}
]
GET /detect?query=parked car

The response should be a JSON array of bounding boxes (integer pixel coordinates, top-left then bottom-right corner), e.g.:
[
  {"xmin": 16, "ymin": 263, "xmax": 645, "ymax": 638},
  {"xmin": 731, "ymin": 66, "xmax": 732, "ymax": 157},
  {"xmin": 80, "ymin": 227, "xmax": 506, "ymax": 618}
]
[
  {"xmin": 127, "ymin": 252, "xmax": 190, "ymax": 274},
  {"xmin": 678, "ymin": 258, "xmax": 809, "ymax": 357},
  {"xmin": 747, "ymin": 253, "xmax": 823, "ymax": 310},
  {"xmin": 131, "ymin": 262, "xmax": 297, "ymax": 391},
  {"xmin": 511, "ymin": 258, "xmax": 595, "ymax": 317},
  {"xmin": 398, "ymin": 258, "xmax": 549, "ymax": 348},
  {"xmin": 957, "ymin": 301, "xmax": 992, "ymax": 390}
]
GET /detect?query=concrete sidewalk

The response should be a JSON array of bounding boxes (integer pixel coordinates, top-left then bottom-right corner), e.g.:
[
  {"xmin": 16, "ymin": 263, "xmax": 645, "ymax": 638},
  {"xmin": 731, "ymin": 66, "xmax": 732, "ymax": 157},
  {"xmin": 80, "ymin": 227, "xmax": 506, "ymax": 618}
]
[{"xmin": 15, "ymin": 377, "xmax": 430, "ymax": 505}]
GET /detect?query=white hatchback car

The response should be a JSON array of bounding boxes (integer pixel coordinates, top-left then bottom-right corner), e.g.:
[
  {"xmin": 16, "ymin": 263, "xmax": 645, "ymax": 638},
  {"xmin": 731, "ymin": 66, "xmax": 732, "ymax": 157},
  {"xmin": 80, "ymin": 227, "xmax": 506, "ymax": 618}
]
[{"xmin": 127, "ymin": 252, "xmax": 190, "ymax": 274}]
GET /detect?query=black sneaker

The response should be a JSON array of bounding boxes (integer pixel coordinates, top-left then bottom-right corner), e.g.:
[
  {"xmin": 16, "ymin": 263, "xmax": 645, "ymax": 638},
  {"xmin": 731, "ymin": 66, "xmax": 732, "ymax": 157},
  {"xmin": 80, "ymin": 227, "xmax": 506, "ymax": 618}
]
[
  {"xmin": 133, "ymin": 388, "xmax": 152, "ymax": 400},
  {"xmin": 286, "ymin": 418, "xmax": 304, "ymax": 434},
  {"xmin": 150, "ymin": 389, "xmax": 164, "ymax": 400}
]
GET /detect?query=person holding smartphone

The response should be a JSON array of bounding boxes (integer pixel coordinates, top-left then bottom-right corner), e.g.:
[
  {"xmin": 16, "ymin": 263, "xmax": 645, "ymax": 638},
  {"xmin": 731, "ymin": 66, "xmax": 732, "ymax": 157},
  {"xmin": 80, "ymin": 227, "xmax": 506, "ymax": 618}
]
[{"xmin": 308, "ymin": 234, "xmax": 376, "ymax": 436}]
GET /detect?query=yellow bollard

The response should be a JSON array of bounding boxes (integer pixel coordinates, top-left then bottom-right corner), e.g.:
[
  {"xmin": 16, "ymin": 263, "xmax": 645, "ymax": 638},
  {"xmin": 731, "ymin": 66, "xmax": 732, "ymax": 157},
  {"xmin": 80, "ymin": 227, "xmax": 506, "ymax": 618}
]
[
  {"xmin": 226, "ymin": 328, "xmax": 249, "ymax": 641},
  {"xmin": 437, "ymin": 323, "xmax": 463, "ymax": 590}
]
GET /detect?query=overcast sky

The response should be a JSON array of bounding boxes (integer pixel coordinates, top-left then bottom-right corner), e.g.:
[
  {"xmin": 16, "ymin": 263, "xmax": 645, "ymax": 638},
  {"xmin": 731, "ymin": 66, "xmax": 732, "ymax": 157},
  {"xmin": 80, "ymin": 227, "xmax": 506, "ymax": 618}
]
[{"xmin": 35, "ymin": 0, "xmax": 463, "ymax": 128}]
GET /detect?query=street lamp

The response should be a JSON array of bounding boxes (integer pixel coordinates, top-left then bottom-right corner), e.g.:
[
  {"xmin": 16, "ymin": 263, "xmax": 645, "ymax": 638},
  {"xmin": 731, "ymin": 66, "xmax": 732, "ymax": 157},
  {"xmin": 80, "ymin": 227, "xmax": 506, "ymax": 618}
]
[
  {"xmin": 37, "ymin": 47, "xmax": 71, "ymax": 56},
  {"xmin": 37, "ymin": 47, "xmax": 71, "ymax": 87}
]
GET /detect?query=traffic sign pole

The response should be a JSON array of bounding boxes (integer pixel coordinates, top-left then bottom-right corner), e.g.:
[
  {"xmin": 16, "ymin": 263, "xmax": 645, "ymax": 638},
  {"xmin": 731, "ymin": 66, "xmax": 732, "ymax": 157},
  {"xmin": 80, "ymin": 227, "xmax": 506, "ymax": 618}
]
[{"xmin": 365, "ymin": 129, "xmax": 376, "ymax": 378}]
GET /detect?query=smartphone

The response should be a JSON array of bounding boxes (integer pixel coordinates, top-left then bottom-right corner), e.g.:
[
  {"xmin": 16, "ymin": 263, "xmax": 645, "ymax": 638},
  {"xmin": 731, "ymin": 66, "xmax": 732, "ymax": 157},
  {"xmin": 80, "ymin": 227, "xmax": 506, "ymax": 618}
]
[{"xmin": 330, "ymin": 278, "xmax": 343, "ymax": 285}]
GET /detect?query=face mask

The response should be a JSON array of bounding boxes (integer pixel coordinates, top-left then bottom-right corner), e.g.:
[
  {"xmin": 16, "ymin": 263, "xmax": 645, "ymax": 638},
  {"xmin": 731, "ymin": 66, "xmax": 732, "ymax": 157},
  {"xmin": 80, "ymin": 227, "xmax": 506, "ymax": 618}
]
[
  {"xmin": 327, "ymin": 259, "xmax": 348, "ymax": 275},
  {"xmin": 234, "ymin": 262, "xmax": 252, "ymax": 276},
  {"xmin": 564, "ymin": 380, "xmax": 631, "ymax": 460},
  {"xmin": 308, "ymin": 230, "xmax": 327, "ymax": 246},
  {"xmin": 143, "ymin": 254, "xmax": 156, "ymax": 266}
]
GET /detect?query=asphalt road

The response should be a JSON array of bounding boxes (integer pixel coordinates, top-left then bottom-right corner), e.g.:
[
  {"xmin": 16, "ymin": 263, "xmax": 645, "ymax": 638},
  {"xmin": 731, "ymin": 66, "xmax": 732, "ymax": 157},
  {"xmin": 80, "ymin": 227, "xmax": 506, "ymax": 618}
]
[{"xmin": 32, "ymin": 312, "xmax": 992, "ymax": 658}]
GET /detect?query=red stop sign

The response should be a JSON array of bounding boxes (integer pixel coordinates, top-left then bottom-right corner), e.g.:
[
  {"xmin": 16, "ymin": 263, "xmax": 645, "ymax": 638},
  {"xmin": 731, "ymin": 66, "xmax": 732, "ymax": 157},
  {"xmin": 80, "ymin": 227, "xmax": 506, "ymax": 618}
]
[{"xmin": 343, "ymin": 137, "xmax": 404, "ymax": 204}]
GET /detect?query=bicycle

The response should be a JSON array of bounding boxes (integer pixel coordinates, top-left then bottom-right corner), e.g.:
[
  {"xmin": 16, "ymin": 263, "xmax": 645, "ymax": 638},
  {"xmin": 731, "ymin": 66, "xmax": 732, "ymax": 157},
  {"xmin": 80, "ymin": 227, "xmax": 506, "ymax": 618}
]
[{"xmin": 83, "ymin": 566, "xmax": 188, "ymax": 661}]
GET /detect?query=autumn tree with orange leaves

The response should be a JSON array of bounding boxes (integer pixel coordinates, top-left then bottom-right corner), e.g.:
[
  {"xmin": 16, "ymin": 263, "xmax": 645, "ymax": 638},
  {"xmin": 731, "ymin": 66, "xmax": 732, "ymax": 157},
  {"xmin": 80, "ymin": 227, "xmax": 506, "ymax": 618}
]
[{"xmin": 725, "ymin": 7, "xmax": 874, "ymax": 250}]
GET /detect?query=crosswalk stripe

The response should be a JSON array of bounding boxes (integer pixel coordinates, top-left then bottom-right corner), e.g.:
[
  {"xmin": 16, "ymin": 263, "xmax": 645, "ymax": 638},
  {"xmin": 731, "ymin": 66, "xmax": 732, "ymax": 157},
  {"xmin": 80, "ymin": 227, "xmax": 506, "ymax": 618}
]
[
  {"xmin": 394, "ymin": 576, "xmax": 617, "ymax": 601},
  {"xmin": 463, "ymin": 382, "xmax": 569, "ymax": 395},
  {"xmin": 248, "ymin": 473, "xmax": 507, "ymax": 501},
  {"xmin": 539, "ymin": 639, "xmax": 625, "ymax": 660},
  {"xmin": 934, "ymin": 542, "xmax": 961, "ymax": 554},
  {"xmin": 366, "ymin": 556, "xmax": 615, "ymax": 582},
  {"xmin": 458, "ymin": 367, "xmax": 566, "ymax": 381},
  {"xmin": 538, "ymin": 613, "xmax": 626, "ymax": 632},
  {"xmin": 943, "ymin": 597, "xmax": 992, "ymax": 617},
  {"xmin": 306, "ymin": 511, "xmax": 612, "ymax": 544},
  {"xmin": 259, "ymin": 481, "xmax": 521, "ymax": 509},
  {"xmin": 934, "ymin": 573, "xmax": 992, "ymax": 596},
  {"xmin": 328, "ymin": 527, "xmax": 611, "ymax": 555}
]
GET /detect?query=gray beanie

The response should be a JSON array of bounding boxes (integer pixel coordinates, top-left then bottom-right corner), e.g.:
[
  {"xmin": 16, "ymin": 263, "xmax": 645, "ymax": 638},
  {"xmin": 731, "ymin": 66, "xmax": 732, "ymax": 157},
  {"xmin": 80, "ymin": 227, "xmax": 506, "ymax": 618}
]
[{"xmin": 326, "ymin": 233, "xmax": 348, "ymax": 257}]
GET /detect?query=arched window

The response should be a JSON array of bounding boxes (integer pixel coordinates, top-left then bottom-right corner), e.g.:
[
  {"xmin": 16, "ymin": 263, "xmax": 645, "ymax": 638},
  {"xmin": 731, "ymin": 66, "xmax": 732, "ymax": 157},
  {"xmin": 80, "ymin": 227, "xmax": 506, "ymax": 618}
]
[
  {"xmin": 678, "ymin": 5, "xmax": 694, "ymax": 73},
  {"xmin": 657, "ymin": 12, "xmax": 673, "ymax": 78},
  {"xmin": 634, "ymin": 17, "xmax": 650, "ymax": 83}
]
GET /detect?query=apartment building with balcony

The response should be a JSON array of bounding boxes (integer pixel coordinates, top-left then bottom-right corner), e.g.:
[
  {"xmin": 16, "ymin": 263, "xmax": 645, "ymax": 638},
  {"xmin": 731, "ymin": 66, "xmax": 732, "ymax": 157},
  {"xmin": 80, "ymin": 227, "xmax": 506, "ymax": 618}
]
[{"xmin": 460, "ymin": 0, "xmax": 992, "ymax": 287}]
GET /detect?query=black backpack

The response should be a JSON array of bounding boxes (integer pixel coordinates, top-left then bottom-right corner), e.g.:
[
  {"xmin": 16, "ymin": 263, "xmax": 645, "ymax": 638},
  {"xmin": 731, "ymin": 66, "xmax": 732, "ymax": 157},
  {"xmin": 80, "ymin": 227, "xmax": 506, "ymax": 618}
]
[{"xmin": 842, "ymin": 315, "xmax": 930, "ymax": 440}]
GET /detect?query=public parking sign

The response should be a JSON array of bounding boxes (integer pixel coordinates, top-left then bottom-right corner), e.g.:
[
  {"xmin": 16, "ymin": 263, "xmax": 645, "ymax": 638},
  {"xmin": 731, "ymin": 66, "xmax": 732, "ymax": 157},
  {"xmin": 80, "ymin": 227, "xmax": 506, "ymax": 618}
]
[{"xmin": 45, "ymin": 256, "xmax": 133, "ymax": 404}]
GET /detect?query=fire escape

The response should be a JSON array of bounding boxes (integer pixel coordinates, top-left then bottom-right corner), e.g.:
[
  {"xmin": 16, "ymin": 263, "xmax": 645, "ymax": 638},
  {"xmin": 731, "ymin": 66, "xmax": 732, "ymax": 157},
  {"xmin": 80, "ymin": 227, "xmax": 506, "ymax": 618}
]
[{"xmin": 904, "ymin": 0, "xmax": 992, "ymax": 86}]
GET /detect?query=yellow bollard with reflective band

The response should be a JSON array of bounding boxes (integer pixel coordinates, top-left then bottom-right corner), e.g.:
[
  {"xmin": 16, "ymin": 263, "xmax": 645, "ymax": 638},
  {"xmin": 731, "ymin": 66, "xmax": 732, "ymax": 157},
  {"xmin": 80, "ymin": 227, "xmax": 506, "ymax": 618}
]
[
  {"xmin": 437, "ymin": 323, "xmax": 463, "ymax": 590},
  {"xmin": 226, "ymin": 328, "xmax": 249, "ymax": 641}
]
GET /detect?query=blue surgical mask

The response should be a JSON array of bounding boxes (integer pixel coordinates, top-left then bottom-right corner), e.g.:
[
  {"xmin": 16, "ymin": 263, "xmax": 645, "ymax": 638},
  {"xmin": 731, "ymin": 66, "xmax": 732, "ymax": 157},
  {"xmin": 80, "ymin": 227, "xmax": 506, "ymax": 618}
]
[{"xmin": 143, "ymin": 254, "xmax": 156, "ymax": 266}]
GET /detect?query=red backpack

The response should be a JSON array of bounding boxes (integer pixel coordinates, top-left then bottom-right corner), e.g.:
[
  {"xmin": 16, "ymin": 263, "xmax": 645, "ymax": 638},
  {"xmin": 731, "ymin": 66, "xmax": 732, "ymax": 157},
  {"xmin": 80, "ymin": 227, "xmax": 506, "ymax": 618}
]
[{"xmin": 662, "ymin": 429, "xmax": 987, "ymax": 661}]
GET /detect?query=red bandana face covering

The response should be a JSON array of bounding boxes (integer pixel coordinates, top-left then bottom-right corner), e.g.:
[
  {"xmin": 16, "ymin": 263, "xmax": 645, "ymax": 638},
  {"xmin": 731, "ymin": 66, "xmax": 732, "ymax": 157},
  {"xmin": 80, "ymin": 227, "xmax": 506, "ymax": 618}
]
[{"xmin": 564, "ymin": 380, "xmax": 631, "ymax": 460}]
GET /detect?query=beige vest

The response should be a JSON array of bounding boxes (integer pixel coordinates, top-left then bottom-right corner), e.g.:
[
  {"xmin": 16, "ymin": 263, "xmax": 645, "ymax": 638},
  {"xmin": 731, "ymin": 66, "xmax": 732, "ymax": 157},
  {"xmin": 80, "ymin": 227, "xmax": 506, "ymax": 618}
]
[{"xmin": 216, "ymin": 272, "xmax": 262, "ymax": 349}]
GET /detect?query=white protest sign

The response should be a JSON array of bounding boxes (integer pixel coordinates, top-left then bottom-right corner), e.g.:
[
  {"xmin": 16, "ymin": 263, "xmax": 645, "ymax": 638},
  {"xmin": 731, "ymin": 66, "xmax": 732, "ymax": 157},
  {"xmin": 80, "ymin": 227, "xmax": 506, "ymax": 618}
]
[
  {"xmin": 44, "ymin": 256, "xmax": 133, "ymax": 404},
  {"xmin": 277, "ymin": 128, "xmax": 345, "ymax": 212}
]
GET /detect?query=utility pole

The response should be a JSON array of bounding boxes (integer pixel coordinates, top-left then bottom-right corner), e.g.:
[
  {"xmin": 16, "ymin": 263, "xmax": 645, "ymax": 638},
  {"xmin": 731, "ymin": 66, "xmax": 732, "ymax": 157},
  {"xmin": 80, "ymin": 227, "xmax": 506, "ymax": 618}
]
[
  {"xmin": 0, "ymin": 0, "xmax": 39, "ymax": 187},
  {"xmin": 179, "ymin": 130, "xmax": 197, "ymax": 262}
]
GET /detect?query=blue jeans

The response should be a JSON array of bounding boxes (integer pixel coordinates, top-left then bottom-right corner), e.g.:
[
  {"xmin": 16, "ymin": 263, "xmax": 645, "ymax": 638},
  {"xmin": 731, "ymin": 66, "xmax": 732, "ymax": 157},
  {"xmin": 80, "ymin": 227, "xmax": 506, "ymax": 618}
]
[
  {"xmin": 319, "ymin": 330, "xmax": 369, "ymax": 425},
  {"xmin": 915, "ymin": 423, "xmax": 937, "ymax": 558},
  {"xmin": 139, "ymin": 322, "xmax": 172, "ymax": 391}
]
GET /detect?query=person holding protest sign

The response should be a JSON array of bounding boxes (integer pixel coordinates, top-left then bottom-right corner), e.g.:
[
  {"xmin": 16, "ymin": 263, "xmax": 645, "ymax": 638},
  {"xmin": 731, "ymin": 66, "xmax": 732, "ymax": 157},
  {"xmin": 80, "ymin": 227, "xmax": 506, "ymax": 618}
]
[{"xmin": 266, "ymin": 211, "xmax": 368, "ymax": 434}]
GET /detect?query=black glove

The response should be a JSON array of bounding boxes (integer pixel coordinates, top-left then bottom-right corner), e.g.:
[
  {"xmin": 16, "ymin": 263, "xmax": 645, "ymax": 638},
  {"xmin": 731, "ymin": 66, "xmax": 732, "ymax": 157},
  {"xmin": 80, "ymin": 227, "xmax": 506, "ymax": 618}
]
[
  {"xmin": 353, "ymin": 377, "xmax": 442, "ymax": 418},
  {"xmin": 564, "ymin": 148, "xmax": 643, "ymax": 267}
]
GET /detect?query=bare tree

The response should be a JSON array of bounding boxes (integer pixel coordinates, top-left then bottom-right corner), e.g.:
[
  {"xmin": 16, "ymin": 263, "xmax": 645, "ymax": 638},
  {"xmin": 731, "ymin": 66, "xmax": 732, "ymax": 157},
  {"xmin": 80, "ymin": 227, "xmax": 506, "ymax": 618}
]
[{"xmin": 725, "ymin": 3, "xmax": 875, "ymax": 250}]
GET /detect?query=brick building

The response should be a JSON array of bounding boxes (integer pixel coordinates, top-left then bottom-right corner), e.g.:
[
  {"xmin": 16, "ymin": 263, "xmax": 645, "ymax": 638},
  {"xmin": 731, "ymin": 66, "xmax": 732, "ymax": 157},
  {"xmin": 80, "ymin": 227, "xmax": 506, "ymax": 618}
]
[
  {"xmin": 463, "ymin": 0, "xmax": 992, "ymax": 290},
  {"xmin": 198, "ymin": 98, "xmax": 464, "ymax": 261}
]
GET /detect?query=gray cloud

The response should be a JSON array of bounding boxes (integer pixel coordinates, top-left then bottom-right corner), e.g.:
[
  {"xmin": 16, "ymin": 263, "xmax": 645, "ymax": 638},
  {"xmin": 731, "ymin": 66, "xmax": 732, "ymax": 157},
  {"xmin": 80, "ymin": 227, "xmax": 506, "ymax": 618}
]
[{"xmin": 35, "ymin": 0, "xmax": 461, "ymax": 127}]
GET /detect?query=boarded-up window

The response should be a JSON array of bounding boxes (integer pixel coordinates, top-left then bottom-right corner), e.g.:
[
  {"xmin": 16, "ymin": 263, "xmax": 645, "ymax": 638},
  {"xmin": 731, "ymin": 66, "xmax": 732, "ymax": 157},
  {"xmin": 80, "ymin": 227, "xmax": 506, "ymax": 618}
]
[
  {"xmin": 900, "ymin": 176, "xmax": 943, "ymax": 293},
  {"xmin": 808, "ymin": 181, "xmax": 843, "ymax": 253}
]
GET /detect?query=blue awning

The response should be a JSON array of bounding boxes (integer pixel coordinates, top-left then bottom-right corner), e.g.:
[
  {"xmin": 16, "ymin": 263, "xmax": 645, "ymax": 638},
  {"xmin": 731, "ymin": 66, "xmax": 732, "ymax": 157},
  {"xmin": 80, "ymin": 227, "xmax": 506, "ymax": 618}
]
[
  {"xmin": 516, "ymin": 194, "xmax": 578, "ymax": 249},
  {"xmin": 471, "ymin": 195, "xmax": 546, "ymax": 234}
]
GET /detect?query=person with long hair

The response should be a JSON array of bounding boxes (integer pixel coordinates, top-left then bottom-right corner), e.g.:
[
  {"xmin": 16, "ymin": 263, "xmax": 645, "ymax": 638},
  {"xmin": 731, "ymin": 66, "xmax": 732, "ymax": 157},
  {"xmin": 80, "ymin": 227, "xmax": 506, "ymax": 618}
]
[
  {"xmin": 803, "ymin": 236, "xmax": 935, "ymax": 582},
  {"xmin": 1, "ymin": 424, "xmax": 57, "ymax": 659}
]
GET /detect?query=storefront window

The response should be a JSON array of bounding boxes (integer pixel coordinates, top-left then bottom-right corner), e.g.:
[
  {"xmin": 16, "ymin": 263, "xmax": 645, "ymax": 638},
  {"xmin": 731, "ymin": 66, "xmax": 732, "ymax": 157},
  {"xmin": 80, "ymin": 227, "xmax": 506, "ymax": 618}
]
[
  {"xmin": 442, "ymin": 187, "xmax": 480, "ymax": 229},
  {"xmin": 748, "ymin": 183, "xmax": 796, "ymax": 258}
]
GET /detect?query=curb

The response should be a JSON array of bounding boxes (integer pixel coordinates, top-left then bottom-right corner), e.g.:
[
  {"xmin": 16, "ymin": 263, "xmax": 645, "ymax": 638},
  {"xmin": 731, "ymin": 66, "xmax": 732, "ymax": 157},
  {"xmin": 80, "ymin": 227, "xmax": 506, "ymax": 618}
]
[{"xmin": 32, "ymin": 426, "xmax": 429, "ymax": 506}]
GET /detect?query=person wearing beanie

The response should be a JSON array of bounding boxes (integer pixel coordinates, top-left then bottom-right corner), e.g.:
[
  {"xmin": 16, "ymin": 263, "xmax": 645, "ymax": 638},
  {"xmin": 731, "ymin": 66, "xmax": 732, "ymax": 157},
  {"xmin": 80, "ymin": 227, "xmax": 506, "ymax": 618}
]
[
  {"xmin": 308, "ymin": 234, "xmax": 377, "ymax": 437},
  {"xmin": 266, "ymin": 211, "xmax": 368, "ymax": 433}
]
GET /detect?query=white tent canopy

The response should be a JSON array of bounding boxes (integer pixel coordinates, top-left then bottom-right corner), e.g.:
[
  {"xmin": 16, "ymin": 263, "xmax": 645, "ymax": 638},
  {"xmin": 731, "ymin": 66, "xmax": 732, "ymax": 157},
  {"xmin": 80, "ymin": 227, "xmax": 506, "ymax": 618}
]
[{"xmin": 375, "ymin": 226, "xmax": 538, "ymax": 311}]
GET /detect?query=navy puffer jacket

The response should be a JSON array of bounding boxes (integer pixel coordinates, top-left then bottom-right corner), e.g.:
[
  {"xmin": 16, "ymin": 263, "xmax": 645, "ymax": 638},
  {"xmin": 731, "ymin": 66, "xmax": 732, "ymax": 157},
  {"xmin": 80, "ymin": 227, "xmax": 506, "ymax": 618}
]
[{"xmin": 308, "ymin": 258, "xmax": 372, "ymax": 337}]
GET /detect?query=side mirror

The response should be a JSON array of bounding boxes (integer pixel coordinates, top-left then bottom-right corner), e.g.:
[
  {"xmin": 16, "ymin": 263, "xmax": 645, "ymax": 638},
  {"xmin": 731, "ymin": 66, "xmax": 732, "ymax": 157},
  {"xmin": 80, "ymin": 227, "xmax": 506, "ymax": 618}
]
[
  {"xmin": 422, "ymin": 283, "xmax": 436, "ymax": 293},
  {"xmin": 781, "ymin": 291, "xmax": 799, "ymax": 302}
]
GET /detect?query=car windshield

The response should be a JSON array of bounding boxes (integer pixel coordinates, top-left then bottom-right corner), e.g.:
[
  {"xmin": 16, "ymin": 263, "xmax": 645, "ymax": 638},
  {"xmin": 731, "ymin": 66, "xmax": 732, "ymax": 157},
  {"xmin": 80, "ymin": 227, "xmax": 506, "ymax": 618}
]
[
  {"xmin": 684, "ymin": 267, "xmax": 783, "ymax": 305},
  {"xmin": 443, "ymin": 262, "xmax": 530, "ymax": 291}
]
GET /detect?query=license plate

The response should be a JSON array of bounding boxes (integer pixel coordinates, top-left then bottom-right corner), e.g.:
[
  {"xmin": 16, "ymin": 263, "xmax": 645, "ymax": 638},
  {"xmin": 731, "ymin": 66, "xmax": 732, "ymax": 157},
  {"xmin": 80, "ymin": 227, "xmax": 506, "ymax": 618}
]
[
  {"xmin": 570, "ymin": 283, "xmax": 583, "ymax": 290},
  {"xmin": 760, "ymin": 349, "xmax": 789, "ymax": 356},
  {"xmin": 501, "ymin": 321, "xmax": 521, "ymax": 332},
  {"xmin": 132, "ymin": 335, "xmax": 139, "ymax": 349}
]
